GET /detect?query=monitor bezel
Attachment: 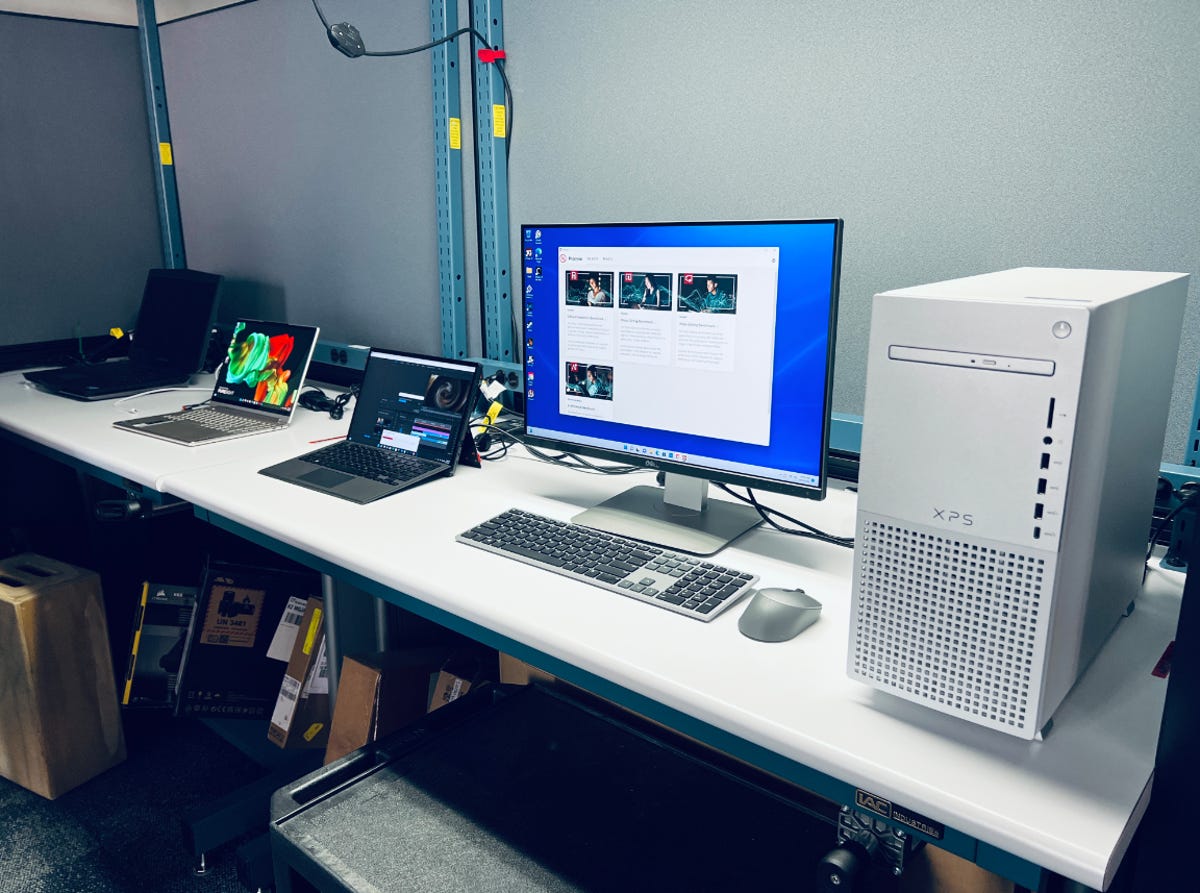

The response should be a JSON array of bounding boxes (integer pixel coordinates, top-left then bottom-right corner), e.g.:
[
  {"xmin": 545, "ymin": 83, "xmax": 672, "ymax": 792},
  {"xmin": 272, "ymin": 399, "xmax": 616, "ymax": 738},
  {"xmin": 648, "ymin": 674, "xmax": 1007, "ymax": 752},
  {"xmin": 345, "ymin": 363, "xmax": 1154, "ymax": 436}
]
[{"xmin": 519, "ymin": 217, "xmax": 843, "ymax": 503}]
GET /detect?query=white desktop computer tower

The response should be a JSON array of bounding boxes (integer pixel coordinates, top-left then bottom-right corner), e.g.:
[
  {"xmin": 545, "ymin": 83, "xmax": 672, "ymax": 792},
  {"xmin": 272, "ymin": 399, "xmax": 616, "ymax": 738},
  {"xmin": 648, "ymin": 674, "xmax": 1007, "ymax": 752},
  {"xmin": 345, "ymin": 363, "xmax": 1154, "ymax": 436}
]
[{"xmin": 847, "ymin": 268, "xmax": 1189, "ymax": 739}]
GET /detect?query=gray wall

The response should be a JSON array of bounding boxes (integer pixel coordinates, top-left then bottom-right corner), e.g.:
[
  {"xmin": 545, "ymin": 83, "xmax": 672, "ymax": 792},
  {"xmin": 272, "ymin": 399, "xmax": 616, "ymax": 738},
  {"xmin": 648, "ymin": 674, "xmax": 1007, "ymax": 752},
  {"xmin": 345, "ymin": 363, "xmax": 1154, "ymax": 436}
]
[
  {"xmin": 153, "ymin": 0, "xmax": 1199, "ymax": 460},
  {"xmin": 158, "ymin": 0, "xmax": 450, "ymax": 355},
  {"xmin": 503, "ymin": 1, "xmax": 1200, "ymax": 462},
  {"xmin": 0, "ymin": 13, "xmax": 162, "ymax": 345}
]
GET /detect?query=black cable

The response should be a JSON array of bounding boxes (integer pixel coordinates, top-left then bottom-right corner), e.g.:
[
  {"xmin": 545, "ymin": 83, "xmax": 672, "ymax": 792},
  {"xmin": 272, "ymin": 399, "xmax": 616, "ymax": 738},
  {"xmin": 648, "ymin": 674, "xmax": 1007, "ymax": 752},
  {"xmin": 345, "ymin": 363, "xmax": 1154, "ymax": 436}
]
[
  {"xmin": 473, "ymin": 421, "xmax": 641, "ymax": 474},
  {"xmin": 310, "ymin": 2, "xmax": 513, "ymax": 156},
  {"xmin": 1144, "ymin": 482, "xmax": 1200, "ymax": 582},
  {"xmin": 715, "ymin": 482, "xmax": 855, "ymax": 548},
  {"xmin": 298, "ymin": 385, "xmax": 358, "ymax": 421}
]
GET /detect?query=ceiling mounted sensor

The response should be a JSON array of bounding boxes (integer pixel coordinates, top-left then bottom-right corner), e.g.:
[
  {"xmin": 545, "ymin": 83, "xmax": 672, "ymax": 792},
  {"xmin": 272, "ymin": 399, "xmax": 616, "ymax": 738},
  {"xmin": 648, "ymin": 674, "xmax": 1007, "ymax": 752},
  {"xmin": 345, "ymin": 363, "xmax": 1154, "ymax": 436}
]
[{"xmin": 327, "ymin": 21, "xmax": 365, "ymax": 58}]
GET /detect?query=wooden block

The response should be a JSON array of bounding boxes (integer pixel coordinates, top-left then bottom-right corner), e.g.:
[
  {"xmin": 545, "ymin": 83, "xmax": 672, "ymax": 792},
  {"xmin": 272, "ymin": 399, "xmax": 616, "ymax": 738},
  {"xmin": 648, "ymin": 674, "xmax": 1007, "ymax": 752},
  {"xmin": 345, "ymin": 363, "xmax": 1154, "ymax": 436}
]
[{"xmin": 0, "ymin": 554, "xmax": 126, "ymax": 799}]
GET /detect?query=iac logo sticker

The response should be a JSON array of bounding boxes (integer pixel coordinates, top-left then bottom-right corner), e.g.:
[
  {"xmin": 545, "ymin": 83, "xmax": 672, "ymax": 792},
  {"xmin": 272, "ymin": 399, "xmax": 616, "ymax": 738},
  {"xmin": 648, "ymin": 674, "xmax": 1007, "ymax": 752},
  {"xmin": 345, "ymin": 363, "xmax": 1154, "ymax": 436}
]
[
  {"xmin": 855, "ymin": 790, "xmax": 891, "ymax": 817},
  {"xmin": 933, "ymin": 508, "xmax": 974, "ymax": 526},
  {"xmin": 855, "ymin": 789, "xmax": 945, "ymax": 840}
]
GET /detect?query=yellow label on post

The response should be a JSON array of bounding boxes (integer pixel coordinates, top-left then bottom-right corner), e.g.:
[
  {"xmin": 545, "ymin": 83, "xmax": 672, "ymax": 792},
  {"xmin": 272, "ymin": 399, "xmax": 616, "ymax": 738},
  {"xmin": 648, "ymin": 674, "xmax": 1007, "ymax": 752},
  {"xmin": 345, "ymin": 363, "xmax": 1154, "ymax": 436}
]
[
  {"xmin": 449, "ymin": 117, "xmax": 462, "ymax": 150},
  {"xmin": 492, "ymin": 104, "xmax": 507, "ymax": 139},
  {"xmin": 302, "ymin": 607, "xmax": 323, "ymax": 655},
  {"xmin": 158, "ymin": 142, "xmax": 174, "ymax": 166}
]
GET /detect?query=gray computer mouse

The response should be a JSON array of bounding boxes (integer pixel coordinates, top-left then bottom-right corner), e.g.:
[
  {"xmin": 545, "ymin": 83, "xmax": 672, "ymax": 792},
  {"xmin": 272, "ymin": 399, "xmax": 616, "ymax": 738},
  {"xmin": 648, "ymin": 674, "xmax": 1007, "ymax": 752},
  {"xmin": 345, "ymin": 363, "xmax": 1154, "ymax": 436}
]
[{"xmin": 737, "ymin": 587, "xmax": 822, "ymax": 642}]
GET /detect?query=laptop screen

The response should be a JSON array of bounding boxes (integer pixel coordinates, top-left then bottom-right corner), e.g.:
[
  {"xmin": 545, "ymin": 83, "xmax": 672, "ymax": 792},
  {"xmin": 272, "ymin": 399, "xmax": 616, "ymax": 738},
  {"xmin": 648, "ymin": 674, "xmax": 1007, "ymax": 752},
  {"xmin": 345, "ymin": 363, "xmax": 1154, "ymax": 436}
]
[
  {"xmin": 130, "ymin": 269, "xmax": 223, "ymax": 371},
  {"xmin": 211, "ymin": 320, "xmax": 320, "ymax": 417},
  {"xmin": 349, "ymin": 350, "xmax": 480, "ymax": 464}
]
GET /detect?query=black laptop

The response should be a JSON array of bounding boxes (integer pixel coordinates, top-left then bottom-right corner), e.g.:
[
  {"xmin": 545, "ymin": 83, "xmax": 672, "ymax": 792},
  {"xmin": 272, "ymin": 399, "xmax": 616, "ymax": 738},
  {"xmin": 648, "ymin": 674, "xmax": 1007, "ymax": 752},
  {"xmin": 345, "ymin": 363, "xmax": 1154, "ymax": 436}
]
[
  {"xmin": 24, "ymin": 268, "xmax": 222, "ymax": 401},
  {"xmin": 259, "ymin": 348, "xmax": 482, "ymax": 504}
]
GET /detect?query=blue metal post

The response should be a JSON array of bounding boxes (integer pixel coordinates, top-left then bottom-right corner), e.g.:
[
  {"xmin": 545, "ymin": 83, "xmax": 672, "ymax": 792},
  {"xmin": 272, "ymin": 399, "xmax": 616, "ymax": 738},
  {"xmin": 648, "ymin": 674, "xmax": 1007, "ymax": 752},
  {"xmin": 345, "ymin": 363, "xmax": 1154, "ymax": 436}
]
[
  {"xmin": 136, "ymin": 0, "xmax": 186, "ymax": 269},
  {"xmin": 471, "ymin": 0, "xmax": 515, "ymax": 364},
  {"xmin": 1187, "ymin": 367, "xmax": 1200, "ymax": 467},
  {"xmin": 431, "ymin": 0, "xmax": 469, "ymax": 359}
]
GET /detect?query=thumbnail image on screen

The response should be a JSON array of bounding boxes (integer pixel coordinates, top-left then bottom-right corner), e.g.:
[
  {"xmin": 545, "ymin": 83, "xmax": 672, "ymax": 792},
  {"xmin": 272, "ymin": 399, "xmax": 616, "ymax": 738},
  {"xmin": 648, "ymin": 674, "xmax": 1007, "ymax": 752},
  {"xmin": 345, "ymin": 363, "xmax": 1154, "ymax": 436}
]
[
  {"xmin": 565, "ymin": 362, "xmax": 613, "ymax": 400},
  {"xmin": 565, "ymin": 271, "xmax": 614, "ymax": 307},
  {"xmin": 619, "ymin": 272, "xmax": 673, "ymax": 310},
  {"xmin": 677, "ymin": 273, "xmax": 737, "ymax": 314}
]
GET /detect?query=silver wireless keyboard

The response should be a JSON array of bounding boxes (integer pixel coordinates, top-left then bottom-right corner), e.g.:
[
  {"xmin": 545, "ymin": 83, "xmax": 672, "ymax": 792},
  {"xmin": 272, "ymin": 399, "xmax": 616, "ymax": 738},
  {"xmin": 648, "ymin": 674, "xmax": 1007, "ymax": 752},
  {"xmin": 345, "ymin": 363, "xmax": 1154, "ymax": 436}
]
[{"xmin": 456, "ymin": 508, "xmax": 757, "ymax": 621}]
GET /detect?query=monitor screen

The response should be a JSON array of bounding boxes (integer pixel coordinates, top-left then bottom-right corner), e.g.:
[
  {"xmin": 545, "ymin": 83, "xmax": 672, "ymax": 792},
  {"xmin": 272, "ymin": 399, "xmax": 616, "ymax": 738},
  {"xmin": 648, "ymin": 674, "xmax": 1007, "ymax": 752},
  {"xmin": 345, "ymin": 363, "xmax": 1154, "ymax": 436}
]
[{"xmin": 521, "ymin": 219, "xmax": 842, "ymax": 553}]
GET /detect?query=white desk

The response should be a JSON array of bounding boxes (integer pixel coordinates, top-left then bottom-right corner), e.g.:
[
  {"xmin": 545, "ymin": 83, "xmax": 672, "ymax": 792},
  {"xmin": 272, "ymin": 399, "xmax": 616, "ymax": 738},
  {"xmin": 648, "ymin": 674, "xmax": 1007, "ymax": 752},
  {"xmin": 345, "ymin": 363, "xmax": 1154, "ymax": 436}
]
[
  {"xmin": 0, "ymin": 373, "xmax": 1182, "ymax": 890},
  {"xmin": 162, "ymin": 450, "xmax": 1181, "ymax": 892},
  {"xmin": 0, "ymin": 369, "xmax": 348, "ymax": 493}
]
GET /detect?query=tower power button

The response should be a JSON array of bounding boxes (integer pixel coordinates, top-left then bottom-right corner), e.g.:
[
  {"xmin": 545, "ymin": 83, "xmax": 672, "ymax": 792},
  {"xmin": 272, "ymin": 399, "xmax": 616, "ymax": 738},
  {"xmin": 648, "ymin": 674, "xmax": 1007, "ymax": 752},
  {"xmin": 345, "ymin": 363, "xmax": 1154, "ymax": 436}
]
[{"xmin": 1051, "ymin": 321, "xmax": 1072, "ymax": 339}]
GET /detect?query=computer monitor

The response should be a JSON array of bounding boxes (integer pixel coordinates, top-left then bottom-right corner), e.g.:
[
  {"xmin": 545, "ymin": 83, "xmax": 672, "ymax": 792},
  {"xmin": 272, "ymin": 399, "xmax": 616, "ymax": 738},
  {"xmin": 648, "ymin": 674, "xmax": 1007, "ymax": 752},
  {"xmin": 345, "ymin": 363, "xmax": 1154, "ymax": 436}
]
[{"xmin": 521, "ymin": 219, "xmax": 843, "ymax": 555}]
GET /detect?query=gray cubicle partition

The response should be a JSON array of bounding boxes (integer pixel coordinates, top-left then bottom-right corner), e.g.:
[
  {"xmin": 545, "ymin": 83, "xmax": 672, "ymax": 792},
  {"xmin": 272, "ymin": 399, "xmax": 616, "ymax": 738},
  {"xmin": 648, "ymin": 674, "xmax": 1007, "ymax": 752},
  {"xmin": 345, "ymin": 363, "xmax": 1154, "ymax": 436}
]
[
  {"xmin": 158, "ymin": 0, "xmax": 452, "ymax": 357},
  {"xmin": 0, "ymin": 12, "xmax": 163, "ymax": 346},
  {"xmin": 65, "ymin": 0, "xmax": 1200, "ymax": 463},
  {"xmin": 502, "ymin": 0, "xmax": 1200, "ymax": 462}
]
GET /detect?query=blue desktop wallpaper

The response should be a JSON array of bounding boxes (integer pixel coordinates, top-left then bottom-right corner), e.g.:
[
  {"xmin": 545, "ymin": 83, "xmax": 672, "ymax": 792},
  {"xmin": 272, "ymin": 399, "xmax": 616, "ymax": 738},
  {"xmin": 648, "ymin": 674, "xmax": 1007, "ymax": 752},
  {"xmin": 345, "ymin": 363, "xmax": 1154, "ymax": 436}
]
[{"xmin": 522, "ymin": 220, "xmax": 841, "ymax": 491}]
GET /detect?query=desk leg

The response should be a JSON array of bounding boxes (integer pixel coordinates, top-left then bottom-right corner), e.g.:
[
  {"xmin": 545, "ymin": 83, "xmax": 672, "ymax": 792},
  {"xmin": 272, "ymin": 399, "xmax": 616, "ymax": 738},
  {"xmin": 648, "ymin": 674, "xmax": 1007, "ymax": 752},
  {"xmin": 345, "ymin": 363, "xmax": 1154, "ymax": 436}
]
[
  {"xmin": 374, "ymin": 596, "xmax": 391, "ymax": 650},
  {"xmin": 321, "ymin": 574, "xmax": 340, "ymax": 703}
]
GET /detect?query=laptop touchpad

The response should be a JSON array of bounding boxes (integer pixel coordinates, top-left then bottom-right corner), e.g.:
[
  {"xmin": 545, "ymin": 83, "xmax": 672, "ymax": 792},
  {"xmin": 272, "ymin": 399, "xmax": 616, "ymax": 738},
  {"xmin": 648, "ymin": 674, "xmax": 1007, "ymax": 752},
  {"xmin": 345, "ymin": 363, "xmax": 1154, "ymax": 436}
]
[{"xmin": 300, "ymin": 468, "xmax": 355, "ymax": 487}]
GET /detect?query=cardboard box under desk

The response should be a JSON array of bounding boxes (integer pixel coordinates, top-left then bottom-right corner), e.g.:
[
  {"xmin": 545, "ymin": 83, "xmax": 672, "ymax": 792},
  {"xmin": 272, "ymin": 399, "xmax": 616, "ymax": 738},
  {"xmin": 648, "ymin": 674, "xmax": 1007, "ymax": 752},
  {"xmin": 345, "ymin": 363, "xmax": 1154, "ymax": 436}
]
[
  {"xmin": 268, "ymin": 596, "xmax": 330, "ymax": 750},
  {"xmin": 0, "ymin": 554, "xmax": 126, "ymax": 799},
  {"xmin": 325, "ymin": 648, "xmax": 460, "ymax": 765}
]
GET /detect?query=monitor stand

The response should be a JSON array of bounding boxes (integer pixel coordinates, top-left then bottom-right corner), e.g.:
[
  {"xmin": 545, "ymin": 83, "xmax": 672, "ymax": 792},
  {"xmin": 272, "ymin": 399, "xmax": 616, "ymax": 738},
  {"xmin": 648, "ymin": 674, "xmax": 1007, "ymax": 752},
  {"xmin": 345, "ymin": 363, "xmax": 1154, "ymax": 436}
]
[{"xmin": 571, "ymin": 473, "xmax": 761, "ymax": 556}]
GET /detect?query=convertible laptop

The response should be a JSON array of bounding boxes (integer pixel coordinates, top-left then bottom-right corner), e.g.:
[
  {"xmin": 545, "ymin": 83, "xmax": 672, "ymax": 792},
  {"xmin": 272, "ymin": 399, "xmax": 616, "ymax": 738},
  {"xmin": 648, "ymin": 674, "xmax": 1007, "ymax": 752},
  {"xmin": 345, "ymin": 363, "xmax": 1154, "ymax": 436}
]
[
  {"xmin": 114, "ymin": 319, "xmax": 320, "ymax": 445},
  {"xmin": 24, "ymin": 268, "xmax": 222, "ymax": 400},
  {"xmin": 258, "ymin": 348, "xmax": 482, "ymax": 504}
]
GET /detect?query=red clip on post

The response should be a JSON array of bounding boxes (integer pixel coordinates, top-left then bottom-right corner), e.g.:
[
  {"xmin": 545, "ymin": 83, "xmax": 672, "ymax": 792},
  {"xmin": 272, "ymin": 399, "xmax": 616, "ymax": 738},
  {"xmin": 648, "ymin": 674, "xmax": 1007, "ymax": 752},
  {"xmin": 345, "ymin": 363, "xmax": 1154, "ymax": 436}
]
[{"xmin": 477, "ymin": 48, "xmax": 506, "ymax": 63}]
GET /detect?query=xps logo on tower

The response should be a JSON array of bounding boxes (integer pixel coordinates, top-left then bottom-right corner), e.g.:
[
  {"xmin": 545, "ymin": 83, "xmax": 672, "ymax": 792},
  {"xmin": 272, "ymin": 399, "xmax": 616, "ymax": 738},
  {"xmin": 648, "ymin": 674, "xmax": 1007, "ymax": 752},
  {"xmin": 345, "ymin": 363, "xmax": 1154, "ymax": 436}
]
[{"xmin": 933, "ymin": 508, "xmax": 974, "ymax": 526}]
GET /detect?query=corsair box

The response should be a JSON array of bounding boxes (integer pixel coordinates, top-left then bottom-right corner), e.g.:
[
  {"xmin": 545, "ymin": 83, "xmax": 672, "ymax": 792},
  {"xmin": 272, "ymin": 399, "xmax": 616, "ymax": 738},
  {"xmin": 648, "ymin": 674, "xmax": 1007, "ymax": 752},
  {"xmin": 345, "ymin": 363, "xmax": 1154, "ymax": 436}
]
[
  {"xmin": 121, "ymin": 581, "xmax": 198, "ymax": 709},
  {"xmin": 175, "ymin": 560, "xmax": 320, "ymax": 719},
  {"xmin": 0, "ymin": 553, "xmax": 126, "ymax": 799},
  {"xmin": 268, "ymin": 597, "xmax": 330, "ymax": 749}
]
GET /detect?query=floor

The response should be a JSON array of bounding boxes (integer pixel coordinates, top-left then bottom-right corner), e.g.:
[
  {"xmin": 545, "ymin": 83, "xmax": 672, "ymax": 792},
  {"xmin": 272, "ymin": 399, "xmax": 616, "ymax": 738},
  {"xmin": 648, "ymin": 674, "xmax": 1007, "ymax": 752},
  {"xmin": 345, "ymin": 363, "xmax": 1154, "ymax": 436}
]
[{"xmin": 0, "ymin": 711, "xmax": 270, "ymax": 893}]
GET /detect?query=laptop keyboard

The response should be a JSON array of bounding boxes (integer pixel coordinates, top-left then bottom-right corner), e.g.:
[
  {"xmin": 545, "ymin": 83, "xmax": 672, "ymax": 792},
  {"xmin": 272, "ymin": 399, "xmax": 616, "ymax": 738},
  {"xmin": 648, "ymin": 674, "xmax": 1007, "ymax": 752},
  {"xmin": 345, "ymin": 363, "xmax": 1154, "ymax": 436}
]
[
  {"xmin": 307, "ymin": 441, "xmax": 437, "ymax": 484},
  {"xmin": 171, "ymin": 407, "xmax": 278, "ymax": 434}
]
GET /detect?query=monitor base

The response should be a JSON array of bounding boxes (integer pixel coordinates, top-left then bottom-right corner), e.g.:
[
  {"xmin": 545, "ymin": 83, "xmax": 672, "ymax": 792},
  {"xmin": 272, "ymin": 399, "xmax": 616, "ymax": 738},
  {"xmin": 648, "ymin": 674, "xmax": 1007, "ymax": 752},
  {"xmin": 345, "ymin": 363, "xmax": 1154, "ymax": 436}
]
[{"xmin": 573, "ymin": 483, "xmax": 761, "ymax": 556}]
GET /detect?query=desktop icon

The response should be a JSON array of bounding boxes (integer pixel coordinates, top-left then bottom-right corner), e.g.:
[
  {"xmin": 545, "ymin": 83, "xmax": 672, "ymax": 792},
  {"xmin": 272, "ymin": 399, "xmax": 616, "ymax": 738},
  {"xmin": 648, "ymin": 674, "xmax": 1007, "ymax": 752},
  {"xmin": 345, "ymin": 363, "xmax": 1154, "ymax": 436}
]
[
  {"xmin": 534, "ymin": 229, "xmax": 541, "ymax": 239},
  {"xmin": 527, "ymin": 388, "xmax": 534, "ymax": 399},
  {"xmin": 535, "ymin": 248, "xmax": 543, "ymax": 258},
  {"xmin": 525, "ymin": 248, "xmax": 533, "ymax": 258},
  {"xmin": 526, "ymin": 266, "xmax": 533, "ymax": 275},
  {"xmin": 524, "ymin": 229, "xmax": 532, "ymax": 240}
]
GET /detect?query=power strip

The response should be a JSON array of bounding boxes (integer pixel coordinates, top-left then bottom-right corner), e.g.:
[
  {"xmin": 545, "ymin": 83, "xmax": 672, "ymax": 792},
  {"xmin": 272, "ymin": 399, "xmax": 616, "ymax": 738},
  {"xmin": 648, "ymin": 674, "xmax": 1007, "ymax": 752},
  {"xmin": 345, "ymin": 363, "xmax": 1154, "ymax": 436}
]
[
  {"xmin": 470, "ymin": 358, "xmax": 524, "ymax": 412},
  {"xmin": 307, "ymin": 340, "xmax": 370, "ymax": 387}
]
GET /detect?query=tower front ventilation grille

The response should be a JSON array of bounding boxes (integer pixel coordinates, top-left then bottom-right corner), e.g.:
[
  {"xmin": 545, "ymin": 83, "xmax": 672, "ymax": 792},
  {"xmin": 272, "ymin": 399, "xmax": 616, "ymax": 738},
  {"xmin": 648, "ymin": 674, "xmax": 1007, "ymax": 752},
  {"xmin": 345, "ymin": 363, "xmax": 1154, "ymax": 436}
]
[{"xmin": 851, "ymin": 519, "xmax": 1046, "ymax": 731}]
